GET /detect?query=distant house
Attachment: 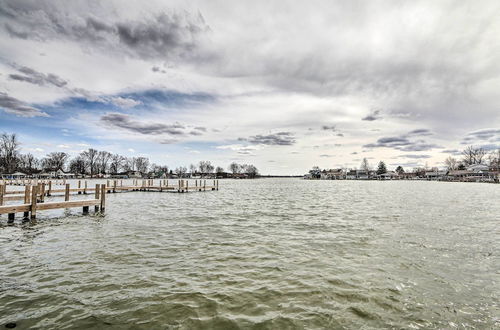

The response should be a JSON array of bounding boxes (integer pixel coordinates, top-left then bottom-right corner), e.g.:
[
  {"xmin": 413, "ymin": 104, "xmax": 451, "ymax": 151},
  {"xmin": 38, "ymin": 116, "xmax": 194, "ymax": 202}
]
[
  {"xmin": 346, "ymin": 170, "xmax": 357, "ymax": 180},
  {"xmin": 425, "ymin": 170, "xmax": 447, "ymax": 180},
  {"xmin": 377, "ymin": 171, "xmax": 398, "ymax": 180},
  {"xmin": 320, "ymin": 169, "xmax": 344, "ymax": 180}
]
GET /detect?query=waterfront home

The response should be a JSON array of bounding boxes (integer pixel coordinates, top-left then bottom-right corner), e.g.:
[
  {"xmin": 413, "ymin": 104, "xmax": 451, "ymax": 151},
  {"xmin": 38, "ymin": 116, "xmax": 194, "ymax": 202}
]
[
  {"xmin": 346, "ymin": 170, "xmax": 357, "ymax": 179},
  {"xmin": 377, "ymin": 171, "xmax": 398, "ymax": 180},
  {"xmin": 425, "ymin": 170, "xmax": 448, "ymax": 180},
  {"xmin": 320, "ymin": 169, "xmax": 345, "ymax": 180}
]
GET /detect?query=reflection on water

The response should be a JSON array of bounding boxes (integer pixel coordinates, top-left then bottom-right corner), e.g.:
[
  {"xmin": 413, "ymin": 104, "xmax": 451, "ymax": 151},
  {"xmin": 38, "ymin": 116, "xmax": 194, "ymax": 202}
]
[{"xmin": 1, "ymin": 179, "xmax": 499, "ymax": 329}]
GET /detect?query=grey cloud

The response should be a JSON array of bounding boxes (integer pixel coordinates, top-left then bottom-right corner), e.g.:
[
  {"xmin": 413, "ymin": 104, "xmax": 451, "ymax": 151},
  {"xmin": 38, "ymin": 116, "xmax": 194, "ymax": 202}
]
[
  {"xmin": 321, "ymin": 125, "xmax": 336, "ymax": 131},
  {"xmin": 0, "ymin": 92, "xmax": 49, "ymax": 117},
  {"xmin": 397, "ymin": 154, "xmax": 431, "ymax": 159},
  {"xmin": 1, "ymin": 2, "xmax": 209, "ymax": 61},
  {"xmin": 241, "ymin": 132, "xmax": 296, "ymax": 146},
  {"xmin": 362, "ymin": 109, "xmax": 381, "ymax": 121},
  {"xmin": 9, "ymin": 66, "xmax": 67, "ymax": 87},
  {"xmin": 189, "ymin": 131, "xmax": 203, "ymax": 136},
  {"xmin": 194, "ymin": 126, "xmax": 207, "ymax": 132},
  {"xmin": 406, "ymin": 129, "xmax": 433, "ymax": 137},
  {"xmin": 363, "ymin": 130, "xmax": 441, "ymax": 152},
  {"xmin": 320, "ymin": 154, "xmax": 334, "ymax": 158},
  {"xmin": 101, "ymin": 113, "xmax": 185, "ymax": 135},
  {"xmin": 462, "ymin": 128, "xmax": 500, "ymax": 143},
  {"xmin": 441, "ymin": 149, "xmax": 462, "ymax": 155},
  {"xmin": 336, "ymin": 133, "xmax": 344, "ymax": 137}
]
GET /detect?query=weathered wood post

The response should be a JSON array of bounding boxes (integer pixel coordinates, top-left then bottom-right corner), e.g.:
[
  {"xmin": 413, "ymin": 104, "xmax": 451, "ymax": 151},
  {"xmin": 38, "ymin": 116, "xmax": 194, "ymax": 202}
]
[
  {"xmin": 0, "ymin": 184, "xmax": 4, "ymax": 206},
  {"xmin": 100, "ymin": 184, "xmax": 106, "ymax": 213},
  {"xmin": 65, "ymin": 183, "xmax": 70, "ymax": 201},
  {"xmin": 217, "ymin": 180, "xmax": 219, "ymax": 191},
  {"xmin": 113, "ymin": 180, "xmax": 117, "ymax": 193},
  {"xmin": 84, "ymin": 180, "xmax": 87, "ymax": 194},
  {"xmin": 159, "ymin": 180, "xmax": 163, "ymax": 192},
  {"xmin": 94, "ymin": 184, "xmax": 100, "ymax": 212},
  {"xmin": 186, "ymin": 180, "xmax": 189, "ymax": 192},
  {"xmin": 48, "ymin": 180, "xmax": 52, "ymax": 196},
  {"xmin": 78, "ymin": 180, "xmax": 81, "ymax": 194},
  {"xmin": 40, "ymin": 183, "xmax": 45, "ymax": 202},
  {"xmin": 204, "ymin": 180, "xmax": 206, "ymax": 191},
  {"xmin": 23, "ymin": 185, "xmax": 30, "ymax": 219},
  {"xmin": 30, "ymin": 185, "xmax": 38, "ymax": 220}
]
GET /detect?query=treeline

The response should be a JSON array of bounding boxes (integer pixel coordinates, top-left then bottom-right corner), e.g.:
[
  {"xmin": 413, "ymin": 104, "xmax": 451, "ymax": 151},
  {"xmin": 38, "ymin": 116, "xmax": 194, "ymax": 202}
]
[{"xmin": 0, "ymin": 133, "xmax": 259, "ymax": 178}]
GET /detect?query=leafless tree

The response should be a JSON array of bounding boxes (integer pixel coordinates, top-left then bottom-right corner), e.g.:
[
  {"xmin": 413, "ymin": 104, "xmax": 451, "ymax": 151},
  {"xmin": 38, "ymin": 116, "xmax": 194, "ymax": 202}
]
[
  {"xmin": 18, "ymin": 153, "xmax": 40, "ymax": 174},
  {"xmin": 462, "ymin": 146, "xmax": 486, "ymax": 165},
  {"xmin": 444, "ymin": 156, "xmax": 458, "ymax": 170},
  {"xmin": 0, "ymin": 133, "xmax": 19, "ymax": 173},
  {"xmin": 81, "ymin": 148, "xmax": 99, "ymax": 177},
  {"xmin": 198, "ymin": 160, "xmax": 214, "ymax": 176},
  {"xmin": 175, "ymin": 166, "xmax": 187, "ymax": 177},
  {"xmin": 360, "ymin": 158, "xmax": 371, "ymax": 172},
  {"xmin": 42, "ymin": 152, "xmax": 69, "ymax": 171},
  {"xmin": 189, "ymin": 164, "xmax": 197, "ymax": 175},
  {"xmin": 135, "ymin": 157, "xmax": 149, "ymax": 173},
  {"xmin": 109, "ymin": 154, "xmax": 125, "ymax": 174},
  {"xmin": 97, "ymin": 151, "xmax": 112, "ymax": 174},
  {"xmin": 228, "ymin": 162, "xmax": 240, "ymax": 174}
]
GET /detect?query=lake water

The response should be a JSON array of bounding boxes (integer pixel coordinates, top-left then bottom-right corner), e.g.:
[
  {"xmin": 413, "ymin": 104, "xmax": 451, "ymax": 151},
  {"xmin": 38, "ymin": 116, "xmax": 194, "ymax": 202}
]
[{"xmin": 1, "ymin": 179, "xmax": 499, "ymax": 329}]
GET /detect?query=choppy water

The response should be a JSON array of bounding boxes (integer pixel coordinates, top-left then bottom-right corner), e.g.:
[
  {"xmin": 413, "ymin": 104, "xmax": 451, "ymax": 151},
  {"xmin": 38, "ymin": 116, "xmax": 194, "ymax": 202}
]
[{"xmin": 1, "ymin": 179, "xmax": 499, "ymax": 329}]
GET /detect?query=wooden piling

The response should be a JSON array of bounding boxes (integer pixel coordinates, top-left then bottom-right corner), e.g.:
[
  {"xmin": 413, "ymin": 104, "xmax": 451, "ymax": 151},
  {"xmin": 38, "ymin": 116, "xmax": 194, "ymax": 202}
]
[
  {"xmin": 48, "ymin": 180, "xmax": 52, "ymax": 196},
  {"xmin": 94, "ymin": 184, "xmax": 100, "ymax": 212},
  {"xmin": 0, "ymin": 184, "xmax": 3, "ymax": 206},
  {"xmin": 100, "ymin": 184, "xmax": 106, "ymax": 213},
  {"xmin": 40, "ymin": 183, "xmax": 45, "ymax": 202},
  {"xmin": 65, "ymin": 184, "xmax": 70, "ymax": 201},
  {"xmin": 23, "ymin": 185, "xmax": 30, "ymax": 218},
  {"xmin": 78, "ymin": 180, "xmax": 81, "ymax": 194},
  {"xmin": 31, "ymin": 185, "xmax": 38, "ymax": 219}
]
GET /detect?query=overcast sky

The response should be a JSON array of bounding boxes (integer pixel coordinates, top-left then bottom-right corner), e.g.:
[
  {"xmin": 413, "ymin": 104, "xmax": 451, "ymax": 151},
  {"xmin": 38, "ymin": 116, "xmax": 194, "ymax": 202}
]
[{"xmin": 1, "ymin": 0, "xmax": 499, "ymax": 174}]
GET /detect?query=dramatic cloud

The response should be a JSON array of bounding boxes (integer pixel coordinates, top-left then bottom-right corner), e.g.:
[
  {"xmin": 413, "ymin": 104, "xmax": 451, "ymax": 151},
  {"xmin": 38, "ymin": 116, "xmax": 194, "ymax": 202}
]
[
  {"xmin": 0, "ymin": 92, "xmax": 48, "ymax": 117},
  {"xmin": 100, "ymin": 113, "xmax": 185, "ymax": 136},
  {"xmin": 1, "ymin": 1, "xmax": 209, "ymax": 61},
  {"xmin": 321, "ymin": 125, "xmax": 337, "ymax": 131},
  {"xmin": 239, "ymin": 132, "xmax": 296, "ymax": 146}
]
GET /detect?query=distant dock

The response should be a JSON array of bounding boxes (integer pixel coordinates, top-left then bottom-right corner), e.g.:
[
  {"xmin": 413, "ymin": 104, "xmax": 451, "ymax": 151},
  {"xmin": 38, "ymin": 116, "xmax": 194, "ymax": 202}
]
[{"xmin": 0, "ymin": 179, "xmax": 219, "ymax": 223}]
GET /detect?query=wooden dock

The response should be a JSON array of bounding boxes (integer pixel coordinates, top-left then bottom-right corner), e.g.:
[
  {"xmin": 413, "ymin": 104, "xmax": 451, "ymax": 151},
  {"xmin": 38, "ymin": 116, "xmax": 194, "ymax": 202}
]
[{"xmin": 0, "ymin": 179, "xmax": 219, "ymax": 222}]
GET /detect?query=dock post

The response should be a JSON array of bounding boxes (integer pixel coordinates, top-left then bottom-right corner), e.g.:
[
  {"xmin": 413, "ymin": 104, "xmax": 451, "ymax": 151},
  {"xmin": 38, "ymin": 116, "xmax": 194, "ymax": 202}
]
[
  {"xmin": 40, "ymin": 183, "xmax": 45, "ymax": 202},
  {"xmin": 48, "ymin": 180, "xmax": 52, "ymax": 196},
  {"xmin": 113, "ymin": 180, "xmax": 116, "ymax": 193},
  {"xmin": 204, "ymin": 180, "xmax": 206, "ymax": 191},
  {"xmin": 83, "ymin": 206, "xmax": 89, "ymax": 214},
  {"xmin": 84, "ymin": 180, "xmax": 87, "ymax": 194},
  {"xmin": 0, "ymin": 184, "xmax": 3, "ymax": 206},
  {"xmin": 159, "ymin": 180, "xmax": 162, "ymax": 192},
  {"xmin": 94, "ymin": 184, "xmax": 100, "ymax": 212},
  {"xmin": 23, "ymin": 185, "xmax": 30, "ymax": 219},
  {"xmin": 78, "ymin": 180, "xmax": 81, "ymax": 194},
  {"xmin": 100, "ymin": 184, "xmax": 106, "ymax": 213},
  {"xmin": 217, "ymin": 180, "xmax": 219, "ymax": 191},
  {"xmin": 8, "ymin": 213, "xmax": 15, "ymax": 223},
  {"xmin": 65, "ymin": 184, "xmax": 70, "ymax": 201},
  {"xmin": 186, "ymin": 180, "xmax": 189, "ymax": 192},
  {"xmin": 30, "ymin": 185, "xmax": 38, "ymax": 219}
]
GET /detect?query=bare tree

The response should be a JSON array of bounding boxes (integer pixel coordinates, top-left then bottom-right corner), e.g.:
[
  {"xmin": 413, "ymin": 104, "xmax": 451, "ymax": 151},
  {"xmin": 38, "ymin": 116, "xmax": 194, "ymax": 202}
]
[
  {"xmin": 81, "ymin": 148, "xmax": 99, "ymax": 177},
  {"xmin": 360, "ymin": 158, "xmax": 370, "ymax": 172},
  {"xmin": 97, "ymin": 151, "xmax": 112, "ymax": 174},
  {"xmin": 444, "ymin": 156, "xmax": 458, "ymax": 171},
  {"xmin": 109, "ymin": 154, "xmax": 125, "ymax": 174},
  {"xmin": 0, "ymin": 133, "xmax": 19, "ymax": 173},
  {"xmin": 215, "ymin": 166, "xmax": 224, "ymax": 173},
  {"xmin": 189, "ymin": 164, "xmax": 197, "ymax": 175},
  {"xmin": 488, "ymin": 149, "xmax": 500, "ymax": 171},
  {"xmin": 462, "ymin": 146, "xmax": 486, "ymax": 165},
  {"xmin": 69, "ymin": 156, "xmax": 87, "ymax": 175},
  {"xmin": 42, "ymin": 152, "xmax": 69, "ymax": 171},
  {"xmin": 243, "ymin": 164, "xmax": 259, "ymax": 178},
  {"xmin": 198, "ymin": 160, "xmax": 214, "ymax": 177},
  {"xmin": 228, "ymin": 162, "xmax": 240, "ymax": 174},
  {"xmin": 174, "ymin": 166, "xmax": 187, "ymax": 177},
  {"xmin": 18, "ymin": 153, "xmax": 40, "ymax": 174},
  {"xmin": 135, "ymin": 157, "xmax": 150, "ymax": 173}
]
